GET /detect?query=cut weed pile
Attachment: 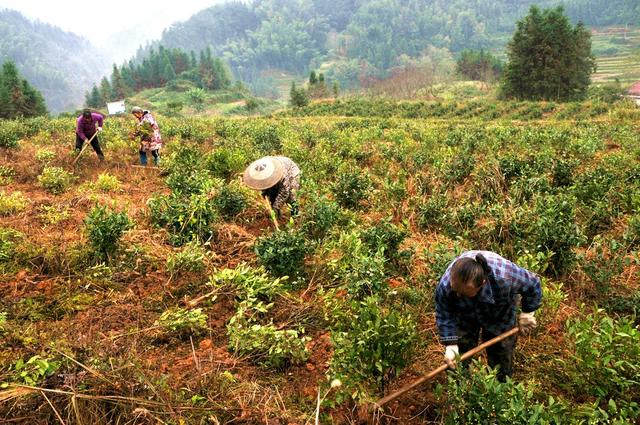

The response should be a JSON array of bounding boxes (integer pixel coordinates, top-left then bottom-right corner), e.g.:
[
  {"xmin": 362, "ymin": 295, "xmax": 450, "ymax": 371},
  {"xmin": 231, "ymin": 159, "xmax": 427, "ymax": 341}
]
[{"xmin": 1, "ymin": 102, "xmax": 639, "ymax": 424}]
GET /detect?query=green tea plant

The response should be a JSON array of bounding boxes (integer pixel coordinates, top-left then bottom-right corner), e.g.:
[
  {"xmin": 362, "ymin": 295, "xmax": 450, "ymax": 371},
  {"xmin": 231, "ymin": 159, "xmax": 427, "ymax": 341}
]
[
  {"xmin": 166, "ymin": 240, "xmax": 208, "ymax": 275},
  {"xmin": 360, "ymin": 219, "xmax": 412, "ymax": 270},
  {"xmin": 12, "ymin": 355, "xmax": 60, "ymax": 386},
  {"xmin": 254, "ymin": 229, "xmax": 307, "ymax": 280},
  {"xmin": 205, "ymin": 148, "xmax": 246, "ymax": 180},
  {"xmin": 417, "ymin": 192, "xmax": 450, "ymax": 232},
  {"xmin": 437, "ymin": 361, "xmax": 568, "ymax": 425},
  {"xmin": 0, "ymin": 191, "xmax": 28, "ymax": 216},
  {"xmin": 0, "ymin": 165, "xmax": 15, "ymax": 185},
  {"xmin": 329, "ymin": 297, "xmax": 417, "ymax": 399},
  {"xmin": 577, "ymin": 237, "xmax": 627, "ymax": 294},
  {"xmin": 212, "ymin": 181, "xmax": 250, "ymax": 219},
  {"xmin": 156, "ymin": 307, "xmax": 208, "ymax": 338},
  {"xmin": 209, "ymin": 264, "xmax": 286, "ymax": 303},
  {"xmin": 91, "ymin": 173, "xmax": 122, "ymax": 192},
  {"xmin": 35, "ymin": 148, "xmax": 56, "ymax": 165},
  {"xmin": 38, "ymin": 205, "xmax": 70, "ymax": 226},
  {"xmin": 300, "ymin": 195, "xmax": 343, "ymax": 241},
  {"xmin": 566, "ymin": 309, "xmax": 640, "ymax": 405},
  {"xmin": 148, "ymin": 192, "xmax": 219, "ymax": 246},
  {"xmin": 37, "ymin": 166, "xmax": 74, "ymax": 195},
  {"xmin": 331, "ymin": 167, "xmax": 372, "ymax": 209},
  {"xmin": 227, "ymin": 315, "xmax": 310, "ymax": 369},
  {"xmin": 538, "ymin": 279, "xmax": 566, "ymax": 324},
  {"xmin": 85, "ymin": 205, "xmax": 132, "ymax": 261}
]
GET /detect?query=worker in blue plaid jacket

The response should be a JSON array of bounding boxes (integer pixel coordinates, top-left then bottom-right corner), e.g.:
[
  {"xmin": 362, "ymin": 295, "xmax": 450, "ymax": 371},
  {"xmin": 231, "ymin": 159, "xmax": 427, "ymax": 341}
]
[{"xmin": 435, "ymin": 250, "xmax": 542, "ymax": 381}]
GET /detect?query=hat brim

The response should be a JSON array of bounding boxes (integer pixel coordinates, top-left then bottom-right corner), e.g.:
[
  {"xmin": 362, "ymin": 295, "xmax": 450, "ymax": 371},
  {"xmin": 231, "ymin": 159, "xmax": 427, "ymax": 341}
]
[{"xmin": 243, "ymin": 157, "xmax": 284, "ymax": 190}]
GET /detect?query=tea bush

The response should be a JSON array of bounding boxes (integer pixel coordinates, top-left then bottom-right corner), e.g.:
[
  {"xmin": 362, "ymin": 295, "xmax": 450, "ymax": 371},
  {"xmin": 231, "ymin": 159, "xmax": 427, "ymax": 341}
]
[
  {"xmin": 166, "ymin": 240, "xmax": 208, "ymax": 275},
  {"xmin": 156, "ymin": 307, "xmax": 208, "ymax": 338},
  {"xmin": 34, "ymin": 148, "xmax": 56, "ymax": 164},
  {"xmin": 209, "ymin": 265, "xmax": 285, "ymax": 303},
  {"xmin": 85, "ymin": 205, "xmax": 132, "ymax": 261},
  {"xmin": 212, "ymin": 181, "xmax": 250, "ymax": 219},
  {"xmin": 0, "ymin": 165, "xmax": 15, "ymax": 185},
  {"xmin": 37, "ymin": 166, "xmax": 74, "ymax": 195},
  {"xmin": 0, "ymin": 120, "xmax": 22, "ymax": 148},
  {"xmin": 566, "ymin": 309, "xmax": 640, "ymax": 408},
  {"xmin": 91, "ymin": 173, "xmax": 122, "ymax": 192},
  {"xmin": 12, "ymin": 355, "xmax": 61, "ymax": 386},
  {"xmin": 437, "ymin": 361, "xmax": 568, "ymax": 425},
  {"xmin": 329, "ymin": 297, "xmax": 417, "ymax": 399},
  {"xmin": 332, "ymin": 167, "xmax": 372, "ymax": 209},
  {"xmin": 254, "ymin": 229, "xmax": 307, "ymax": 280},
  {"xmin": 0, "ymin": 191, "xmax": 28, "ymax": 216},
  {"xmin": 148, "ymin": 193, "xmax": 219, "ymax": 246},
  {"xmin": 360, "ymin": 219, "xmax": 411, "ymax": 269},
  {"xmin": 205, "ymin": 148, "xmax": 246, "ymax": 180},
  {"xmin": 300, "ymin": 195, "xmax": 343, "ymax": 241},
  {"xmin": 417, "ymin": 192, "xmax": 450, "ymax": 232}
]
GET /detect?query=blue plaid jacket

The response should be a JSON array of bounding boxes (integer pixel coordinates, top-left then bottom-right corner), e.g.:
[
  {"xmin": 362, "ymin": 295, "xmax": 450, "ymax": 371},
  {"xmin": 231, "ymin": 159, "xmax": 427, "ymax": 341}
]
[{"xmin": 435, "ymin": 251, "xmax": 542, "ymax": 344}]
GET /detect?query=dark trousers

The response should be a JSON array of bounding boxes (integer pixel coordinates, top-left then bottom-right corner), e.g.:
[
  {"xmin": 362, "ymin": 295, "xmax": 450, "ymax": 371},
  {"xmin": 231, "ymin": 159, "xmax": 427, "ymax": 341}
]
[
  {"xmin": 75, "ymin": 134, "xmax": 104, "ymax": 158},
  {"xmin": 458, "ymin": 324, "xmax": 517, "ymax": 382},
  {"xmin": 139, "ymin": 149, "xmax": 160, "ymax": 166}
]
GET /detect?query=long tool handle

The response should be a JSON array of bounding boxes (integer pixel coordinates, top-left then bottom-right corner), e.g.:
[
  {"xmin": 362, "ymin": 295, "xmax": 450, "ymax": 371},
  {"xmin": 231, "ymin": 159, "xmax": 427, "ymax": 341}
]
[
  {"xmin": 72, "ymin": 131, "xmax": 98, "ymax": 166},
  {"xmin": 372, "ymin": 326, "xmax": 520, "ymax": 410},
  {"xmin": 263, "ymin": 196, "xmax": 280, "ymax": 231}
]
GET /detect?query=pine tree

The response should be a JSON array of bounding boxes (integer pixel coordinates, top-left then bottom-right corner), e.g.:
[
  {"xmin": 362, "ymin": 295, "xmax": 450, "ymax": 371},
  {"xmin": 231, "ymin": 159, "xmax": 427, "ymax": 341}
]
[
  {"xmin": 501, "ymin": 6, "xmax": 595, "ymax": 101},
  {"xmin": 0, "ymin": 60, "xmax": 47, "ymax": 118},
  {"xmin": 85, "ymin": 84, "xmax": 101, "ymax": 108},
  {"xmin": 99, "ymin": 76, "xmax": 112, "ymax": 104},
  {"xmin": 110, "ymin": 64, "xmax": 128, "ymax": 100},
  {"xmin": 289, "ymin": 81, "xmax": 308, "ymax": 107}
]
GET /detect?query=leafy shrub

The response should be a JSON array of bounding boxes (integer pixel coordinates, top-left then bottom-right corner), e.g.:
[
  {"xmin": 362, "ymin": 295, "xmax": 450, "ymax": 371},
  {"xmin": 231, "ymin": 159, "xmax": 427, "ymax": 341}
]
[
  {"xmin": 254, "ymin": 229, "xmax": 307, "ymax": 280},
  {"xmin": 360, "ymin": 219, "xmax": 411, "ymax": 269},
  {"xmin": 437, "ymin": 361, "xmax": 568, "ymax": 424},
  {"xmin": 12, "ymin": 355, "xmax": 60, "ymax": 386},
  {"xmin": 329, "ymin": 297, "xmax": 417, "ymax": 399},
  {"xmin": 156, "ymin": 307, "xmax": 208, "ymax": 338},
  {"xmin": 250, "ymin": 123, "xmax": 282, "ymax": 155},
  {"xmin": 0, "ymin": 191, "xmax": 28, "ymax": 216},
  {"xmin": 38, "ymin": 166, "xmax": 74, "ymax": 195},
  {"xmin": 0, "ymin": 120, "xmax": 22, "ymax": 148},
  {"xmin": 301, "ymin": 195, "xmax": 343, "ymax": 240},
  {"xmin": 417, "ymin": 192, "xmax": 450, "ymax": 231},
  {"xmin": 205, "ymin": 148, "xmax": 246, "ymax": 180},
  {"xmin": 35, "ymin": 148, "xmax": 56, "ymax": 164},
  {"xmin": 0, "ymin": 165, "xmax": 15, "ymax": 185},
  {"xmin": 166, "ymin": 240, "xmax": 207, "ymax": 275},
  {"xmin": 212, "ymin": 181, "xmax": 250, "ymax": 219},
  {"xmin": 148, "ymin": 193, "xmax": 219, "ymax": 246},
  {"xmin": 38, "ymin": 205, "xmax": 70, "ymax": 226},
  {"xmin": 577, "ymin": 237, "xmax": 627, "ymax": 294},
  {"xmin": 85, "ymin": 205, "xmax": 132, "ymax": 261},
  {"xmin": 209, "ymin": 265, "xmax": 285, "ymax": 303},
  {"xmin": 332, "ymin": 168, "xmax": 372, "ymax": 209},
  {"xmin": 538, "ymin": 279, "xmax": 566, "ymax": 324},
  {"xmin": 552, "ymin": 157, "xmax": 577, "ymax": 187},
  {"xmin": 227, "ymin": 317, "xmax": 310, "ymax": 368},
  {"xmin": 566, "ymin": 309, "xmax": 640, "ymax": 403},
  {"xmin": 92, "ymin": 173, "xmax": 122, "ymax": 192}
]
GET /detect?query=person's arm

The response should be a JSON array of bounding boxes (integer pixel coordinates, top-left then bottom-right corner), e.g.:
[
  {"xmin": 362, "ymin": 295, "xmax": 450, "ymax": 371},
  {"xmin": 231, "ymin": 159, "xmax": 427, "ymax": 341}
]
[
  {"xmin": 94, "ymin": 113, "xmax": 104, "ymax": 129},
  {"xmin": 507, "ymin": 261, "xmax": 542, "ymax": 313},
  {"xmin": 76, "ymin": 117, "xmax": 88, "ymax": 141},
  {"xmin": 435, "ymin": 275, "xmax": 458, "ymax": 345}
]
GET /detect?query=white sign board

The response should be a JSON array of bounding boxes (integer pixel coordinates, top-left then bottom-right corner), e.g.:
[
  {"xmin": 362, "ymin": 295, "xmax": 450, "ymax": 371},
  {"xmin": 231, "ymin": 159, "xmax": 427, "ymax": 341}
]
[{"xmin": 107, "ymin": 100, "xmax": 126, "ymax": 115}]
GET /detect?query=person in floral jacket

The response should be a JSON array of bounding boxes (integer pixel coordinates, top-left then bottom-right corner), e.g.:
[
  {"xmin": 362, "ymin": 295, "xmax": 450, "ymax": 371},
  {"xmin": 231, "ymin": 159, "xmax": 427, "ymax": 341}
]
[
  {"xmin": 131, "ymin": 106, "xmax": 162, "ymax": 166},
  {"xmin": 243, "ymin": 156, "xmax": 301, "ymax": 218}
]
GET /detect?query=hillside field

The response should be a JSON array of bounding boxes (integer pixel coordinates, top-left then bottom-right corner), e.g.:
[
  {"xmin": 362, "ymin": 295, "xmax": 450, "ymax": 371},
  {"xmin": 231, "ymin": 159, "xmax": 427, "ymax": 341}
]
[{"xmin": 0, "ymin": 99, "xmax": 639, "ymax": 424}]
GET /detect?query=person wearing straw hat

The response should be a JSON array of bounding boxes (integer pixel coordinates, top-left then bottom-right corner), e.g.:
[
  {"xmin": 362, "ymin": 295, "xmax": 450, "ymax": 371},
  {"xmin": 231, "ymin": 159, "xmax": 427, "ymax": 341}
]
[{"xmin": 243, "ymin": 156, "xmax": 301, "ymax": 218}]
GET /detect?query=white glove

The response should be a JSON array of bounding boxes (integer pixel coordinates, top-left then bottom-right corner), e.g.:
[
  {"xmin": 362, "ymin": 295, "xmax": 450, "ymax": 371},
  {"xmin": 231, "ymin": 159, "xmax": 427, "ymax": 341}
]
[
  {"xmin": 519, "ymin": 312, "xmax": 537, "ymax": 334},
  {"xmin": 97, "ymin": 127, "xmax": 103, "ymax": 132},
  {"xmin": 444, "ymin": 345, "xmax": 459, "ymax": 368}
]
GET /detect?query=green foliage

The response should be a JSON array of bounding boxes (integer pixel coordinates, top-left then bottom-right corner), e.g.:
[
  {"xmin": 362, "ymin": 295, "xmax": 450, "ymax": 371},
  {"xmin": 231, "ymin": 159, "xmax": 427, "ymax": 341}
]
[
  {"xmin": 84, "ymin": 205, "xmax": 132, "ymax": 261},
  {"xmin": 156, "ymin": 307, "xmax": 208, "ymax": 338},
  {"xmin": 227, "ymin": 317, "xmax": 310, "ymax": 369},
  {"xmin": 329, "ymin": 296, "xmax": 417, "ymax": 399},
  {"xmin": 34, "ymin": 148, "xmax": 56, "ymax": 164},
  {"xmin": 289, "ymin": 82, "xmax": 309, "ymax": 108},
  {"xmin": 300, "ymin": 195, "xmax": 343, "ymax": 241},
  {"xmin": 501, "ymin": 6, "xmax": 595, "ymax": 101},
  {"xmin": 456, "ymin": 49, "xmax": 502, "ymax": 81},
  {"xmin": 148, "ymin": 193, "xmax": 219, "ymax": 246},
  {"xmin": 438, "ymin": 361, "xmax": 568, "ymax": 424},
  {"xmin": 209, "ymin": 265, "xmax": 285, "ymax": 303},
  {"xmin": 0, "ymin": 165, "xmax": 15, "ymax": 184},
  {"xmin": 38, "ymin": 205, "xmax": 70, "ymax": 227},
  {"xmin": 12, "ymin": 355, "xmax": 60, "ymax": 386},
  {"xmin": 0, "ymin": 60, "xmax": 48, "ymax": 118},
  {"xmin": 212, "ymin": 181, "xmax": 250, "ymax": 219},
  {"xmin": 166, "ymin": 240, "xmax": 208, "ymax": 275},
  {"xmin": 37, "ymin": 166, "xmax": 74, "ymax": 195},
  {"xmin": 578, "ymin": 237, "xmax": 627, "ymax": 294},
  {"xmin": 254, "ymin": 229, "xmax": 307, "ymax": 280},
  {"xmin": 417, "ymin": 192, "xmax": 450, "ymax": 232},
  {"xmin": 91, "ymin": 173, "xmax": 122, "ymax": 192},
  {"xmin": 0, "ymin": 190, "xmax": 28, "ymax": 215},
  {"xmin": 205, "ymin": 148, "xmax": 246, "ymax": 180},
  {"xmin": 332, "ymin": 167, "xmax": 372, "ymax": 209},
  {"xmin": 566, "ymin": 309, "xmax": 640, "ymax": 403},
  {"xmin": 360, "ymin": 219, "xmax": 411, "ymax": 267}
]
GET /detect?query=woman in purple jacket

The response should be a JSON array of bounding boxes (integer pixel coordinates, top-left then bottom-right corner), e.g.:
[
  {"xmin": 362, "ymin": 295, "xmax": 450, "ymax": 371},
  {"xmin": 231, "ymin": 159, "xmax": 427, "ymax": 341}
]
[{"xmin": 75, "ymin": 109, "xmax": 105, "ymax": 161}]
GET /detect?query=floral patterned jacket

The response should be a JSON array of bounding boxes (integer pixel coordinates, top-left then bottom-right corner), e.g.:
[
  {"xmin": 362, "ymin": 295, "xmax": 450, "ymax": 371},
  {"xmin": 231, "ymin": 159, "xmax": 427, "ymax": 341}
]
[{"xmin": 137, "ymin": 111, "xmax": 162, "ymax": 152}]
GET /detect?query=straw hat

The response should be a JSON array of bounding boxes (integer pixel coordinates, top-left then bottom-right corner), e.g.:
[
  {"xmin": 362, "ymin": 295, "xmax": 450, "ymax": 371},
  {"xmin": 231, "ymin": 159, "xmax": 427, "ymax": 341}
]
[{"xmin": 243, "ymin": 156, "xmax": 284, "ymax": 190}]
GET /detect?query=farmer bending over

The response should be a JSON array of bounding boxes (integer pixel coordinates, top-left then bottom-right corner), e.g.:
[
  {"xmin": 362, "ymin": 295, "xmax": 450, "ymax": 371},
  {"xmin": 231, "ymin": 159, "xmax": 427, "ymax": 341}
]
[
  {"xmin": 243, "ymin": 156, "xmax": 300, "ymax": 219},
  {"xmin": 435, "ymin": 250, "xmax": 541, "ymax": 381},
  {"xmin": 131, "ymin": 106, "xmax": 162, "ymax": 166},
  {"xmin": 75, "ymin": 109, "xmax": 105, "ymax": 161}
]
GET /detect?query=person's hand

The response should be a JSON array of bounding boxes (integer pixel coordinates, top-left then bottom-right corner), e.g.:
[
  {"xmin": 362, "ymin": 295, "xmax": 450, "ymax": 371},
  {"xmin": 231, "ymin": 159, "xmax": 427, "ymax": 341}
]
[
  {"xmin": 519, "ymin": 312, "xmax": 537, "ymax": 335},
  {"xmin": 444, "ymin": 345, "xmax": 459, "ymax": 368},
  {"xmin": 97, "ymin": 126, "xmax": 103, "ymax": 132}
]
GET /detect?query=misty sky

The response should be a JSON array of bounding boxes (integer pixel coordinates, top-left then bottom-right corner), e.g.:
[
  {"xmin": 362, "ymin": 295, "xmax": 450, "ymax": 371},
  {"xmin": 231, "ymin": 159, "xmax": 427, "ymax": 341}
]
[{"xmin": 0, "ymin": 0, "xmax": 222, "ymax": 46}]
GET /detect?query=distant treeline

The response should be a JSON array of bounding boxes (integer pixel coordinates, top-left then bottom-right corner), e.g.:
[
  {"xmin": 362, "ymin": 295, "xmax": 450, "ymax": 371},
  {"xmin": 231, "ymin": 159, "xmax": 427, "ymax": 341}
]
[
  {"xmin": 0, "ymin": 60, "xmax": 47, "ymax": 119},
  {"xmin": 146, "ymin": 0, "xmax": 639, "ymax": 87},
  {"xmin": 85, "ymin": 46, "xmax": 233, "ymax": 108}
]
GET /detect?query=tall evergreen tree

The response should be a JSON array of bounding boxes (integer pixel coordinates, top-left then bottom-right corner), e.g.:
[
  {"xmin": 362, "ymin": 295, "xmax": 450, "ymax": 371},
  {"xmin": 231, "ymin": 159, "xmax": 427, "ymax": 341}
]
[
  {"xmin": 99, "ymin": 76, "xmax": 112, "ymax": 104},
  {"xmin": 110, "ymin": 64, "xmax": 128, "ymax": 99},
  {"xmin": 0, "ymin": 60, "xmax": 47, "ymax": 118},
  {"xmin": 85, "ymin": 84, "xmax": 101, "ymax": 108},
  {"xmin": 501, "ymin": 6, "xmax": 596, "ymax": 101}
]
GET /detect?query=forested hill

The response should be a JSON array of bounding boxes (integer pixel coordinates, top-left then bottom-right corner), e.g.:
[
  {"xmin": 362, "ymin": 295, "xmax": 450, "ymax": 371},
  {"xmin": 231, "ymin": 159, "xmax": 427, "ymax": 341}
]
[
  {"xmin": 151, "ymin": 0, "xmax": 639, "ymax": 88},
  {"xmin": 0, "ymin": 9, "xmax": 109, "ymax": 114}
]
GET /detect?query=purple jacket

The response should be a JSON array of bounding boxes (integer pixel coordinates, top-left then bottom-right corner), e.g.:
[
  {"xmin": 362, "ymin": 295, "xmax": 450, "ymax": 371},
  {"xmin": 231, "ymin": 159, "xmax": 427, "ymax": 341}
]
[{"xmin": 76, "ymin": 112, "xmax": 104, "ymax": 141}]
